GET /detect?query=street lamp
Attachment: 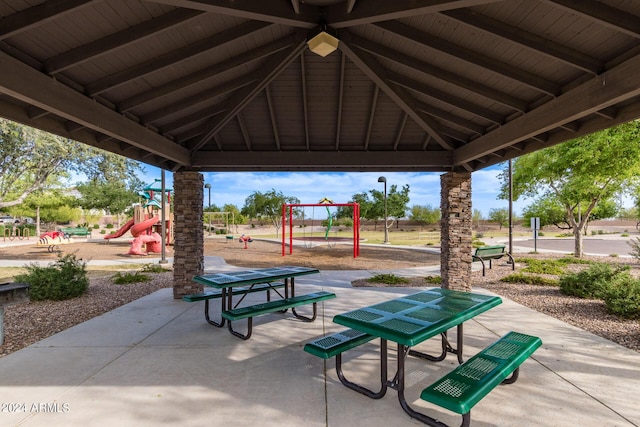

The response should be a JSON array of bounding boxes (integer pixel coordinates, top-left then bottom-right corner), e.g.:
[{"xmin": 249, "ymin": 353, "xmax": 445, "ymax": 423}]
[
  {"xmin": 204, "ymin": 183, "xmax": 211, "ymax": 236},
  {"xmin": 378, "ymin": 176, "xmax": 389, "ymax": 244}
]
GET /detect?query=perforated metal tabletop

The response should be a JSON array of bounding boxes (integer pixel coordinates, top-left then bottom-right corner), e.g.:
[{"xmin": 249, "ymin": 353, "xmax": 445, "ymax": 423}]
[
  {"xmin": 333, "ymin": 288, "xmax": 502, "ymax": 347},
  {"xmin": 193, "ymin": 266, "xmax": 319, "ymax": 289}
]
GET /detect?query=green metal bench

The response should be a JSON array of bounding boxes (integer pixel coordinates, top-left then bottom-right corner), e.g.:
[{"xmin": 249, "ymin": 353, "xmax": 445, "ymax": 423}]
[
  {"xmin": 182, "ymin": 282, "xmax": 285, "ymax": 327},
  {"xmin": 222, "ymin": 291, "xmax": 336, "ymax": 340},
  {"xmin": 60, "ymin": 227, "xmax": 91, "ymax": 238},
  {"xmin": 419, "ymin": 331, "xmax": 542, "ymax": 427},
  {"xmin": 304, "ymin": 329, "xmax": 385, "ymax": 398},
  {"xmin": 472, "ymin": 245, "xmax": 514, "ymax": 276}
]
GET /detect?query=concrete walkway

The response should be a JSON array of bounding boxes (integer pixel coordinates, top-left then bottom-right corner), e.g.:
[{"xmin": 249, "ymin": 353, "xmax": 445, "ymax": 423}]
[{"xmin": 0, "ymin": 255, "xmax": 639, "ymax": 426}]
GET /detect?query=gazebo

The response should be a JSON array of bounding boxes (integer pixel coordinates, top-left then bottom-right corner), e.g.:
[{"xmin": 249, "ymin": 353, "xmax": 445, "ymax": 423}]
[{"xmin": 0, "ymin": 0, "xmax": 639, "ymax": 296}]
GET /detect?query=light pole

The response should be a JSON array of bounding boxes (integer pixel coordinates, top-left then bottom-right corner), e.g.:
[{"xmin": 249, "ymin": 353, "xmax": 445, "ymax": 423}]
[
  {"xmin": 378, "ymin": 176, "xmax": 389, "ymax": 244},
  {"xmin": 204, "ymin": 183, "xmax": 211, "ymax": 236}
]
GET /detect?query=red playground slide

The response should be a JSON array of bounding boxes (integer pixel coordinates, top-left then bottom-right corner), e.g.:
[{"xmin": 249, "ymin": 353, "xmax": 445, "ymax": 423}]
[
  {"xmin": 128, "ymin": 217, "xmax": 162, "ymax": 255},
  {"xmin": 103, "ymin": 219, "xmax": 135, "ymax": 239}
]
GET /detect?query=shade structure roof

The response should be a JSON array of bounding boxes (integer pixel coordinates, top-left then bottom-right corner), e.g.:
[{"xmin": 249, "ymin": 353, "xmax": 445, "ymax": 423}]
[{"xmin": 0, "ymin": 0, "xmax": 639, "ymax": 173}]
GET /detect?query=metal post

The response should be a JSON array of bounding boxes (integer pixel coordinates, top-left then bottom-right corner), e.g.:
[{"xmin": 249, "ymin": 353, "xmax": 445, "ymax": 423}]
[
  {"xmin": 508, "ymin": 159, "xmax": 513, "ymax": 256},
  {"xmin": 378, "ymin": 176, "xmax": 389, "ymax": 244},
  {"xmin": 204, "ymin": 183, "xmax": 212, "ymax": 236},
  {"xmin": 160, "ymin": 169, "xmax": 168, "ymax": 264}
]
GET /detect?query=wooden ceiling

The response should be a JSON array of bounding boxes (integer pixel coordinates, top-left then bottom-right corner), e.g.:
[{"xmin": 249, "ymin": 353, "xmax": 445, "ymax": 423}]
[{"xmin": 0, "ymin": 0, "xmax": 639, "ymax": 172}]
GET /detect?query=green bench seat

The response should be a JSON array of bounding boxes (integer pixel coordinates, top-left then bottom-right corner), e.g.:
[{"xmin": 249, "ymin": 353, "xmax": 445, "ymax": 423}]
[
  {"xmin": 60, "ymin": 227, "xmax": 91, "ymax": 237},
  {"xmin": 304, "ymin": 329, "xmax": 385, "ymax": 399},
  {"xmin": 222, "ymin": 291, "xmax": 336, "ymax": 340},
  {"xmin": 183, "ymin": 282, "xmax": 285, "ymax": 327},
  {"xmin": 472, "ymin": 245, "xmax": 514, "ymax": 276},
  {"xmin": 304, "ymin": 329, "xmax": 375, "ymax": 359},
  {"xmin": 419, "ymin": 331, "xmax": 542, "ymax": 427}
]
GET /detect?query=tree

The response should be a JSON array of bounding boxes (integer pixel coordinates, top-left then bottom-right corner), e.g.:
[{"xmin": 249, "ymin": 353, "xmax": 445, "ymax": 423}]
[
  {"xmin": 76, "ymin": 180, "xmax": 142, "ymax": 218},
  {"xmin": 500, "ymin": 120, "xmax": 640, "ymax": 257},
  {"xmin": 370, "ymin": 184, "xmax": 411, "ymax": 231},
  {"xmin": 488, "ymin": 208, "xmax": 509, "ymax": 230},
  {"xmin": 0, "ymin": 119, "xmax": 143, "ymax": 210},
  {"xmin": 410, "ymin": 204, "xmax": 440, "ymax": 230},
  {"xmin": 241, "ymin": 189, "xmax": 299, "ymax": 236},
  {"xmin": 472, "ymin": 209, "xmax": 483, "ymax": 229}
]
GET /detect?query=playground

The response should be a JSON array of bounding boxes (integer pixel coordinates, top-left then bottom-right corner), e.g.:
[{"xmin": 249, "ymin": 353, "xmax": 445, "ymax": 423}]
[{"xmin": 0, "ymin": 235, "xmax": 439, "ymax": 271}]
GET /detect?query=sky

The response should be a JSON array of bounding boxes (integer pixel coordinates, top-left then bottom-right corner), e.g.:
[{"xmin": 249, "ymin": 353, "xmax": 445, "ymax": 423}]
[{"xmin": 138, "ymin": 164, "xmax": 531, "ymax": 219}]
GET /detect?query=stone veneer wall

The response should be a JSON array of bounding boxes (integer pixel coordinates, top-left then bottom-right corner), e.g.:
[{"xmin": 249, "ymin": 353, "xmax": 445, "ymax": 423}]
[
  {"xmin": 440, "ymin": 171, "xmax": 472, "ymax": 291},
  {"xmin": 172, "ymin": 171, "xmax": 204, "ymax": 298}
]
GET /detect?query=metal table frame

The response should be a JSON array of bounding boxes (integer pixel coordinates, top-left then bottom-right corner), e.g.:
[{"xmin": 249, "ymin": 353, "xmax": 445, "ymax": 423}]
[
  {"xmin": 193, "ymin": 266, "xmax": 320, "ymax": 334},
  {"xmin": 332, "ymin": 288, "xmax": 502, "ymax": 426}
]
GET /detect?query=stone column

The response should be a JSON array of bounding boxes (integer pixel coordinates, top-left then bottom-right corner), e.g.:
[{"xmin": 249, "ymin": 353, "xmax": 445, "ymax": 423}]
[
  {"xmin": 440, "ymin": 171, "xmax": 472, "ymax": 291},
  {"xmin": 172, "ymin": 170, "xmax": 204, "ymax": 298}
]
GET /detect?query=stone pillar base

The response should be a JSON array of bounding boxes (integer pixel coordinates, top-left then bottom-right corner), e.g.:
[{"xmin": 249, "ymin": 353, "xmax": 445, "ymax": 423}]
[
  {"xmin": 172, "ymin": 171, "xmax": 204, "ymax": 298},
  {"xmin": 440, "ymin": 172, "xmax": 472, "ymax": 291}
]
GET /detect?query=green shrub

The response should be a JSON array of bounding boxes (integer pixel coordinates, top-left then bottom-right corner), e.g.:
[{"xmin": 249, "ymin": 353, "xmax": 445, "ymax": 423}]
[
  {"xmin": 556, "ymin": 256, "xmax": 594, "ymax": 265},
  {"xmin": 14, "ymin": 253, "xmax": 89, "ymax": 301},
  {"xmin": 112, "ymin": 272, "xmax": 150, "ymax": 285},
  {"xmin": 627, "ymin": 237, "xmax": 640, "ymax": 261},
  {"xmin": 500, "ymin": 273, "xmax": 558, "ymax": 286},
  {"xmin": 106, "ymin": 223, "xmax": 114, "ymax": 228},
  {"xmin": 367, "ymin": 274, "xmax": 410, "ymax": 285},
  {"xmin": 603, "ymin": 275, "xmax": 640, "ymax": 319},
  {"xmin": 519, "ymin": 258, "xmax": 566, "ymax": 275},
  {"xmin": 559, "ymin": 263, "xmax": 630, "ymax": 299},
  {"xmin": 424, "ymin": 275, "xmax": 441, "ymax": 284},
  {"xmin": 141, "ymin": 264, "xmax": 170, "ymax": 273},
  {"xmin": 472, "ymin": 241, "xmax": 486, "ymax": 248},
  {"xmin": 93, "ymin": 224, "xmax": 100, "ymax": 229}
]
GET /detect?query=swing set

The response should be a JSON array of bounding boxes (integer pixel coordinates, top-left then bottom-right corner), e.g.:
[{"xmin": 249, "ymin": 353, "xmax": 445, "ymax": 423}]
[{"xmin": 281, "ymin": 202, "xmax": 360, "ymax": 258}]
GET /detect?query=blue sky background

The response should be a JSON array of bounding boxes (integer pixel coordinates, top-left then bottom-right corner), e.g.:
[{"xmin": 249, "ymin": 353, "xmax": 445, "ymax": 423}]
[{"xmin": 139, "ymin": 163, "xmax": 532, "ymax": 219}]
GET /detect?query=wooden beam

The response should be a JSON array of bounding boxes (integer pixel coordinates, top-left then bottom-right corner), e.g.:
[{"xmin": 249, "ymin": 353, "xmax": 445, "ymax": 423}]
[
  {"xmin": 265, "ymin": 86, "xmax": 281, "ymax": 150},
  {"xmin": 543, "ymin": 0, "xmax": 640, "ymax": 39},
  {"xmin": 140, "ymin": 75, "xmax": 255, "ymax": 125},
  {"xmin": 117, "ymin": 35, "xmax": 296, "ymax": 113},
  {"xmin": 324, "ymin": 0, "xmax": 503, "ymax": 28},
  {"xmin": 44, "ymin": 9, "xmax": 204, "ymax": 74},
  {"xmin": 441, "ymin": 9, "xmax": 604, "ymax": 74},
  {"xmin": 454, "ymin": 54, "xmax": 640, "ymax": 165},
  {"xmin": 191, "ymin": 34, "xmax": 308, "ymax": 152},
  {"xmin": 388, "ymin": 72, "xmax": 504, "ymax": 124},
  {"xmin": 192, "ymin": 150, "xmax": 453, "ymax": 171},
  {"xmin": 0, "ymin": 51, "xmax": 190, "ymax": 166},
  {"xmin": 349, "ymin": 34, "xmax": 528, "ymax": 112},
  {"xmin": 85, "ymin": 21, "xmax": 271, "ymax": 96},
  {"xmin": 148, "ymin": 0, "xmax": 318, "ymax": 28},
  {"xmin": 340, "ymin": 35, "xmax": 454, "ymax": 150},
  {"xmin": 0, "ymin": 0, "xmax": 101, "ymax": 40},
  {"xmin": 364, "ymin": 86, "xmax": 379, "ymax": 150},
  {"xmin": 375, "ymin": 21, "xmax": 561, "ymax": 96}
]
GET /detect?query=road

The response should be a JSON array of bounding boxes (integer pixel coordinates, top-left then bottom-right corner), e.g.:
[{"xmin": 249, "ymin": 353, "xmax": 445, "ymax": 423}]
[{"xmin": 512, "ymin": 237, "xmax": 635, "ymax": 256}]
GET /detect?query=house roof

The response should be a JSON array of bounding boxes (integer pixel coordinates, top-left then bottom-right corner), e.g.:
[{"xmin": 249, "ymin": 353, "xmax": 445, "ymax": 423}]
[{"xmin": 0, "ymin": 0, "xmax": 639, "ymax": 173}]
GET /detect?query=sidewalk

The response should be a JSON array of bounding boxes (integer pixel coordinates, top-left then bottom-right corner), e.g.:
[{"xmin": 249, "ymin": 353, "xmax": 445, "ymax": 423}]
[{"xmin": 0, "ymin": 264, "xmax": 639, "ymax": 426}]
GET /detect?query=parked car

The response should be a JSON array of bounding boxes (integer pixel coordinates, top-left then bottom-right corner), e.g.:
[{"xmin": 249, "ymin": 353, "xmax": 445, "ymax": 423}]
[{"xmin": 0, "ymin": 215, "xmax": 18, "ymax": 224}]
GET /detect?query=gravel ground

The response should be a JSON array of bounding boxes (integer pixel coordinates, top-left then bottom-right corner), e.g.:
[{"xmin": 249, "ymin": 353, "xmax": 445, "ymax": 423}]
[
  {"xmin": 353, "ymin": 253, "xmax": 640, "ymax": 353},
  {"xmin": 1, "ymin": 248, "xmax": 639, "ymax": 358},
  {"xmin": 0, "ymin": 272, "xmax": 172, "ymax": 357}
]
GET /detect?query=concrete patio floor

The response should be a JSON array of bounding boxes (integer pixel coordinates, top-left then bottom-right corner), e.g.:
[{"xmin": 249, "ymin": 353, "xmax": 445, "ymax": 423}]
[{"xmin": 1, "ymin": 262, "xmax": 639, "ymax": 427}]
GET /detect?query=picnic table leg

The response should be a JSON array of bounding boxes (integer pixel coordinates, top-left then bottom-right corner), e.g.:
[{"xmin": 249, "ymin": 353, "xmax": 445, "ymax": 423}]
[
  {"xmin": 227, "ymin": 318, "xmax": 252, "ymax": 340},
  {"xmin": 395, "ymin": 343, "xmax": 450, "ymax": 427},
  {"xmin": 408, "ymin": 325, "xmax": 465, "ymax": 364},
  {"xmin": 204, "ymin": 299, "xmax": 225, "ymax": 327},
  {"xmin": 336, "ymin": 338, "xmax": 388, "ymax": 399}
]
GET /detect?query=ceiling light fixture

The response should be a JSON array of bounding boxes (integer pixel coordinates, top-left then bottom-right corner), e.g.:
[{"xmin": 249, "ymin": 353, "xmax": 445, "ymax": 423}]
[{"xmin": 307, "ymin": 24, "xmax": 339, "ymax": 57}]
